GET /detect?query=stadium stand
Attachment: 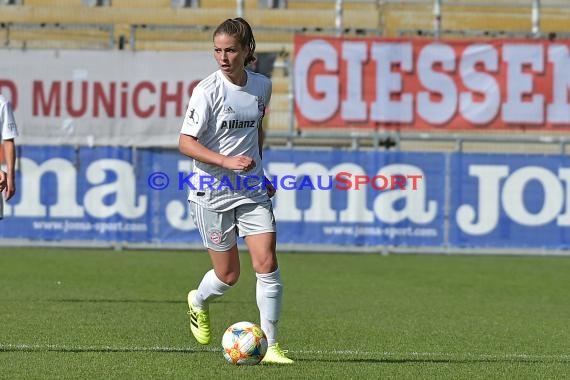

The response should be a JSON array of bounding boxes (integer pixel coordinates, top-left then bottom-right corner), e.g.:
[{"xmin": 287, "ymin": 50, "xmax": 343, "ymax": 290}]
[
  {"xmin": 1, "ymin": 0, "xmax": 569, "ymax": 152},
  {"xmin": 0, "ymin": 1, "xmax": 380, "ymax": 49},
  {"xmin": 386, "ymin": 1, "xmax": 570, "ymax": 38},
  {"xmin": 1, "ymin": 0, "xmax": 568, "ymax": 56}
]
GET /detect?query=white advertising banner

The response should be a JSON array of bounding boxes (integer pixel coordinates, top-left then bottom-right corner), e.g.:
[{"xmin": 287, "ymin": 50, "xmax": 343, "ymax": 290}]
[{"xmin": 0, "ymin": 50, "xmax": 217, "ymax": 146}]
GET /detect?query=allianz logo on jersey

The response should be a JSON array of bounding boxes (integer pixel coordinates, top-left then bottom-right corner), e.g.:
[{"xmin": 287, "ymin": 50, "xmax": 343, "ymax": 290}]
[{"xmin": 221, "ymin": 119, "xmax": 257, "ymax": 129}]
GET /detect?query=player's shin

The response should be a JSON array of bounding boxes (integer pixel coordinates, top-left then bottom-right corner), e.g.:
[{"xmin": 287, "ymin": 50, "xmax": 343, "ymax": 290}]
[{"xmin": 255, "ymin": 267, "xmax": 283, "ymax": 345}]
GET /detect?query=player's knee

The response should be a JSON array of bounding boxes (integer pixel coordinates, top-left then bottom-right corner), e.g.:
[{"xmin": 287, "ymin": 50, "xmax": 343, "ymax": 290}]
[
  {"xmin": 252, "ymin": 254, "xmax": 278, "ymax": 274},
  {"xmin": 217, "ymin": 269, "xmax": 240, "ymax": 286}
]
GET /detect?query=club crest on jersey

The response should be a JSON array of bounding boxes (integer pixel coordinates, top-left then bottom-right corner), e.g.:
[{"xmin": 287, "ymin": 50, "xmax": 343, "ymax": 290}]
[{"xmin": 187, "ymin": 109, "xmax": 199, "ymax": 125}]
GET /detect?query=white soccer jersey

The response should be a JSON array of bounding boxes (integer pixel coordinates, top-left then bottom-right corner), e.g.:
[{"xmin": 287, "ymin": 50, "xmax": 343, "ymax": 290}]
[
  {"xmin": 0, "ymin": 94, "xmax": 19, "ymax": 142},
  {"xmin": 180, "ymin": 70, "xmax": 272, "ymax": 211}
]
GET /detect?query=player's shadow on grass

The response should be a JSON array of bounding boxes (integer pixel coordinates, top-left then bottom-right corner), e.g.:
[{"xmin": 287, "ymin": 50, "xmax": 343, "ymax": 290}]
[
  {"xmin": 296, "ymin": 357, "xmax": 570, "ymax": 364},
  {"xmin": 49, "ymin": 299, "xmax": 182, "ymax": 304},
  {"xmin": 48, "ymin": 299, "xmax": 249, "ymax": 304},
  {"xmin": 0, "ymin": 346, "xmax": 219, "ymax": 354},
  {"xmin": 5, "ymin": 347, "xmax": 569, "ymax": 364}
]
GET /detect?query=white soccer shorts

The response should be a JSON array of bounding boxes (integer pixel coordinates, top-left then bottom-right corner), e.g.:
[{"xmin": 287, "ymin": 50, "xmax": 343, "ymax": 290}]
[{"xmin": 189, "ymin": 200, "xmax": 276, "ymax": 251}]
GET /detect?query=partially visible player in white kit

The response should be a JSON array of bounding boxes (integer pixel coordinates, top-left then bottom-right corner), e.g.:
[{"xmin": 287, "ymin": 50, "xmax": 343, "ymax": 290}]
[
  {"xmin": 178, "ymin": 18, "xmax": 293, "ymax": 364},
  {"xmin": 0, "ymin": 93, "xmax": 19, "ymax": 219}
]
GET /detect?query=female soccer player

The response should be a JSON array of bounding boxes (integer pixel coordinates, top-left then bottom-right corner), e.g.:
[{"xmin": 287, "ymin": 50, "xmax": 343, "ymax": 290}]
[
  {"xmin": 0, "ymin": 93, "xmax": 19, "ymax": 219},
  {"xmin": 178, "ymin": 18, "xmax": 292, "ymax": 364}
]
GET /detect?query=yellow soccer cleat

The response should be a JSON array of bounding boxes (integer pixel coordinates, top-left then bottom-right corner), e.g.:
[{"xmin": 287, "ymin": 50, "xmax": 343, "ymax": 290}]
[
  {"xmin": 187, "ymin": 290, "xmax": 211, "ymax": 345},
  {"xmin": 261, "ymin": 343, "xmax": 294, "ymax": 364}
]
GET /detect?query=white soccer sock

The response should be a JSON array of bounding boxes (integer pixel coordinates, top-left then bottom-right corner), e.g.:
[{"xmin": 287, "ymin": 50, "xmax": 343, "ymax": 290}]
[
  {"xmin": 256, "ymin": 268, "xmax": 283, "ymax": 346},
  {"xmin": 193, "ymin": 269, "xmax": 232, "ymax": 309},
  {"xmin": 261, "ymin": 319, "xmax": 279, "ymax": 347}
]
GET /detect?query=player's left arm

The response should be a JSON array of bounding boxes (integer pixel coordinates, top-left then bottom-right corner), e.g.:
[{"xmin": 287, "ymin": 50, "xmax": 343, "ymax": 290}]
[
  {"xmin": 257, "ymin": 122, "xmax": 265, "ymax": 160},
  {"xmin": 259, "ymin": 81, "xmax": 275, "ymax": 198},
  {"xmin": 258, "ymin": 79, "xmax": 272, "ymax": 159},
  {"xmin": 2, "ymin": 139, "xmax": 15, "ymax": 200},
  {"xmin": 258, "ymin": 123, "xmax": 274, "ymax": 198}
]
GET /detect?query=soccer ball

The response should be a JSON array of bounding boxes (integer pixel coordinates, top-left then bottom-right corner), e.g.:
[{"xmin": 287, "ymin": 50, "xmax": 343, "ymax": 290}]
[{"xmin": 221, "ymin": 321, "xmax": 268, "ymax": 365}]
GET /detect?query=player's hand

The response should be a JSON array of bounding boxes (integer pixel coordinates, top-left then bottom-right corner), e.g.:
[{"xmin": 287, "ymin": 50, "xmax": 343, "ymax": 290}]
[
  {"xmin": 0, "ymin": 171, "xmax": 6, "ymax": 194},
  {"xmin": 264, "ymin": 177, "xmax": 276, "ymax": 198},
  {"xmin": 222, "ymin": 155, "xmax": 256, "ymax": 172},
  {"xmin": 4, "ymin": 175, "xmax": 15, "ymax": 201}
]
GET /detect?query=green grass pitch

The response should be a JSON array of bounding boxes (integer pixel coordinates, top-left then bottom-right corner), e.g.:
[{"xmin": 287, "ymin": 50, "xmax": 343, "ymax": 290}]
[{"xmin": 1, "ymin": 247, "xmax": 569, "ymax": 379}]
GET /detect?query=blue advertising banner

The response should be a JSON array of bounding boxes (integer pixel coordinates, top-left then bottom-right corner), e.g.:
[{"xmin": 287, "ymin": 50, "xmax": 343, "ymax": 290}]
[
  {"xmin": 449, "ymin": 153, "xmax": 570, "ymax": 248},
  {"xmin": 0, "ymin": 146, "xmax": 446, "ymax": 248},
  {"xmin": 5, "ymin": 146, "xmax": 570, "ymax": 249},
  {"xmin": 1, "ymin": 145, "xmax": 152, "ymax": 242},
  {"xmin": 263, "ymin": 149, "xmax": 445, "ymax": 247},
  {"xmin": 147, "ymin": 147, "xmax": 203, "ymax": 244}
]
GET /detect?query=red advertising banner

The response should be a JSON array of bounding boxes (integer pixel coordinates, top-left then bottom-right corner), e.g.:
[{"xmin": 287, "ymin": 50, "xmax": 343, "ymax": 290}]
[{"xmin": 294, "ymin": 35, "xmax": 570, "ymax": 130}]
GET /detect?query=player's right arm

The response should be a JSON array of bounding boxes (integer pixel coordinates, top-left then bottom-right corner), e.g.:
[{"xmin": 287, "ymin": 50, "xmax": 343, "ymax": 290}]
[
  {"xmin": 179, "ymin": 134, "xmax": 255, "ymax": 172},
  {"xmin": 178, "ymin": 85, "xmax": 255, "ymax": 172}
]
